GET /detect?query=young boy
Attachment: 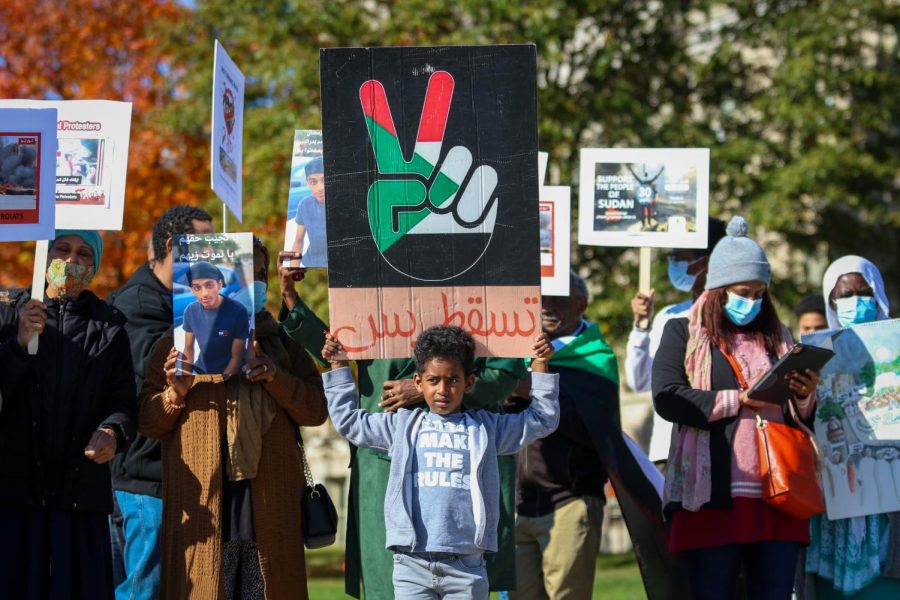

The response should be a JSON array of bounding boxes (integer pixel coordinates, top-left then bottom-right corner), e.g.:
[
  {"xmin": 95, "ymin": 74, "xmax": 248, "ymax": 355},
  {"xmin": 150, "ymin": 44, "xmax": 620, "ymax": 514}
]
[
  {"xmin": 181, "ymin": 261, "xmax": 249, "ymax": 375},
  {"xmin": 290, "ymin": 156, "xmax": 327, "ymax": 267},
  {"xmin": 322, "ymin": 325, "xmax": 558, "ymax": 599}
]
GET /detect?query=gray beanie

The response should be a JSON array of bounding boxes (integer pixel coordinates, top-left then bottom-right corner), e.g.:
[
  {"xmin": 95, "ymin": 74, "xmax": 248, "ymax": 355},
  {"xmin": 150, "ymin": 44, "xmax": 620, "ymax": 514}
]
[{"xmin": 704, "ymin": 216, "xmax": 771, "ymax": 290}]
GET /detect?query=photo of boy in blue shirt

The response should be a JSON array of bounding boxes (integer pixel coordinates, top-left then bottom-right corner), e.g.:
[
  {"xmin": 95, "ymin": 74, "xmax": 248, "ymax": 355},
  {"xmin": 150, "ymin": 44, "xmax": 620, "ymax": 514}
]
[
  {"xmin": 181, "ymin": 261, "xmax": 250, "ymax": 375},
  {"xmin": 290, "ymin": 156, "xmax": 328, "ymax": 268},
  {"xmin": 322, "ymin": 325, "xmax": 559, "ymax": 599}
]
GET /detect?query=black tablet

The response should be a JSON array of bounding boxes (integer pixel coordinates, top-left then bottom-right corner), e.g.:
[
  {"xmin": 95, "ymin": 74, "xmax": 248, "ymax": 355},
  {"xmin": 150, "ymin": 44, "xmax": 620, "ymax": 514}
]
[{"xmin": 747, "ymin": 343, "xmax": 836, "ymax": 405}]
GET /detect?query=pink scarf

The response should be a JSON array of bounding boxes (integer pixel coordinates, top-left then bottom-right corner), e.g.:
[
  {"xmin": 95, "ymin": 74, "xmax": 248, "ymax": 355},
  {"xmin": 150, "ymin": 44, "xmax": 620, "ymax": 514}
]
[{"xmin": 663, "ymin": 291, "xmax": 794, "ymax": 511}]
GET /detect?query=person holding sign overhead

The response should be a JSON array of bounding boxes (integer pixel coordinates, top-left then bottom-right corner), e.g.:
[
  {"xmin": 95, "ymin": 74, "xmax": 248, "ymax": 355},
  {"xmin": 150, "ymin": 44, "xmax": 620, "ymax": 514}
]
[
  {"xmin": 652, "ymin": 216, "xmax": 821, "ymax": 600},
  {"xmin": 0, "ymin": 230, "xmax": 136, "ymax": 600}
]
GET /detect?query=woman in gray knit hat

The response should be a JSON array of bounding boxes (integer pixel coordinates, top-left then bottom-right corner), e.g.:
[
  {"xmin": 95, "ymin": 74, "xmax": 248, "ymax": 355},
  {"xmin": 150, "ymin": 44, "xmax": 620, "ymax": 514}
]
[{"xmin": 652, "ymin": 216, "xmax": 822, "ymax": 600}]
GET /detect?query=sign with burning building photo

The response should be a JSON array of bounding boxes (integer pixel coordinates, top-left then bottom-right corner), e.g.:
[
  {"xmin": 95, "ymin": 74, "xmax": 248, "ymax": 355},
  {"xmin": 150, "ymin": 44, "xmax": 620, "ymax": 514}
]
[{"xmin": 0, "ymin": 107, "xmax": 57, "ymax": 241}]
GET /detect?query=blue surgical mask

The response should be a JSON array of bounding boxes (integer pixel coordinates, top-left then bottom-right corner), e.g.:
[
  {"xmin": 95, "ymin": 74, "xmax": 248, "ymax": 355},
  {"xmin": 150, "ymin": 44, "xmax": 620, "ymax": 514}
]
[
  {"xmin": 253, "ymin": 281, "xmax": 268, "ymax": 314},
  {"xmin": 668, "ymin": 257, "xmax": 702, "ymax": 292},
  {"xmin": 835, "ymin": 295, "xmax": 878, "ymax": 327},
  {"xmin": 724, "ymin": 291, "xmax": 762, "ymax": 326}
]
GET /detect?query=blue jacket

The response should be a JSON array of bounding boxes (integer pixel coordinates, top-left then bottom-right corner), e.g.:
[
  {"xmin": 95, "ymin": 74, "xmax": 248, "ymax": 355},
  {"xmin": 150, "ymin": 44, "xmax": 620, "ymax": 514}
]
[{"xmin": 324, "ymin": 367, "xmax": 559, "ymax": 553}]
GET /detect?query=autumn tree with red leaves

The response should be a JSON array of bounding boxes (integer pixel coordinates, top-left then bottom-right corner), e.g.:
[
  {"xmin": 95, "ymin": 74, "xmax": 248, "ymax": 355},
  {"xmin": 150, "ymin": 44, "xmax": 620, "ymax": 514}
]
[{"xmin": 0, "ymin": 0, "xmax": 209, "ymax": 296}]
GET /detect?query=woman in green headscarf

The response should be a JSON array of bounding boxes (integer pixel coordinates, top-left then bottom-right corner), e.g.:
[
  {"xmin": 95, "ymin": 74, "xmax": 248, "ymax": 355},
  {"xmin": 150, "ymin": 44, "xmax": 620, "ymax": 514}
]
[{"xmin": 0, "ymin": 230, "xmax": 136, "ymax": 600}]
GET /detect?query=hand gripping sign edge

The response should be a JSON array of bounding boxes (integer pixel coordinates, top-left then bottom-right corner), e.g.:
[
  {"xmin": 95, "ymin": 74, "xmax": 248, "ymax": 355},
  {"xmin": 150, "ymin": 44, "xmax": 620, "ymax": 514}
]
[{"xmin": 359, "ymin": 71, "xmax": 500, "ymax": 283}]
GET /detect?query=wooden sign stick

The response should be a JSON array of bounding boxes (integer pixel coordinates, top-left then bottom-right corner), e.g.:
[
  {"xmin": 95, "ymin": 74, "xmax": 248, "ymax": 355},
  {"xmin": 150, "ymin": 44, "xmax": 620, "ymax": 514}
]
[
  {"xmin": 637, "ymin": 247, "xmax": 652, "ymax": 331},
  {"xmin": 27, "ymin": 240, "xmax": 50, "ymax": 355}
]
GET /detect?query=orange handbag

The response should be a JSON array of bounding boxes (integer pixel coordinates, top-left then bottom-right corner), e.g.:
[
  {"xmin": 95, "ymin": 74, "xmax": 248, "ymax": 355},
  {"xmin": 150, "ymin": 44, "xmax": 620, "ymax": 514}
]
[
  {"xmin": 716, "ymin": 340, "xmax": 825, "ymax": 520},
  {"xmin": 755, "ymin": 414, "xmax": 824, "ymax": 519}
]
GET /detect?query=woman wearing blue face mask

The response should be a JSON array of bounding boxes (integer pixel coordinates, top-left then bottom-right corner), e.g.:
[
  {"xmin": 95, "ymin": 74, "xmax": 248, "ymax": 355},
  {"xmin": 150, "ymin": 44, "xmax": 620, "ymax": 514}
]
[
  {"xmin": 801, "ymin": 255, "xmax": 898, "ymax": 600},
  {"xmin": 139, "ymin": 236, "xmax": 328, "ymax": 600},
  {"xmin": 652, "ymin": 216, "xmax": 821, "ymax": 600}
]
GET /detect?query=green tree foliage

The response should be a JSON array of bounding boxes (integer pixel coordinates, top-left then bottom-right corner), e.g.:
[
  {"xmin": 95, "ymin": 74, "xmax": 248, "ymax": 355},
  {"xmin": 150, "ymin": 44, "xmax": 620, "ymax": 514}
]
[{"xmin": 157, "ymin": 0, "xmax": 897, "ymax": 350}]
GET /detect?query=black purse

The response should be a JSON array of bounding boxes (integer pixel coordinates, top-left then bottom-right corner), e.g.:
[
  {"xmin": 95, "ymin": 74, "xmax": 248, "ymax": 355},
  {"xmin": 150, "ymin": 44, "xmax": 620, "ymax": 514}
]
[{"xmin": 298, "ymin": 436, "xmax": 339, "ymax": 549}]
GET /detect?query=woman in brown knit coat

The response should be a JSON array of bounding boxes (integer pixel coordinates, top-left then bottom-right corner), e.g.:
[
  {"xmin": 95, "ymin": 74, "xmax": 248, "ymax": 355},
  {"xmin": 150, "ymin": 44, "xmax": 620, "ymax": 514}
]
[{"xmin": 139, "ymin": 238, "xmax": 327, "ymax": 599}]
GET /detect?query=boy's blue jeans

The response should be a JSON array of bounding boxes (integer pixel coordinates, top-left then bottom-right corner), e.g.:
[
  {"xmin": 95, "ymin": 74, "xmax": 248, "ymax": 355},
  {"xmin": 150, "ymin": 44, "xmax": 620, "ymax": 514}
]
[
  {"xmin": 114, "ymin": 491, "xmax": 162, "ymax": 600},
  {"xmin": 393, "ymin": 551, "xmax": 489, "ymax": 599}
]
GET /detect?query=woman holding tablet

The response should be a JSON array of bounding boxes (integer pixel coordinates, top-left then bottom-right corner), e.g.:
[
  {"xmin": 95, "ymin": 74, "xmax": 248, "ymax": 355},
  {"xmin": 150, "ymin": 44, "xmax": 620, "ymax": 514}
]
[{"xmin": 652, "ymin": 216, "xmax": 820, "ymax": 600}]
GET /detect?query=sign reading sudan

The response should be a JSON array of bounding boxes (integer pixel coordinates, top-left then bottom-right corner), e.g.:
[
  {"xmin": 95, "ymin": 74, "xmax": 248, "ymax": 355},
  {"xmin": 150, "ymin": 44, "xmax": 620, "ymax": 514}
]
[{"xmin": 321, "ymin": 45, "xmax": 540, "ymax": 359}]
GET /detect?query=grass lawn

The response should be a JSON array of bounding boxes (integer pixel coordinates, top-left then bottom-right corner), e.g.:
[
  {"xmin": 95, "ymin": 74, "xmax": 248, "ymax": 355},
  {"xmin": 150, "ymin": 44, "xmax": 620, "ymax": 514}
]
[{"xmin": 306, "ymin": 548, "xmax": 647, "ymax": 599}]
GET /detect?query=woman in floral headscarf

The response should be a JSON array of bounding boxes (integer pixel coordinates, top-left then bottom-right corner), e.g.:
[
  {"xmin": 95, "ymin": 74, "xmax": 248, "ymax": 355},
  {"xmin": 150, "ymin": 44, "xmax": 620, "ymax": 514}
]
[{"xmin": 0, "ymin": 230, "xmax": 136, "ymax": 599}]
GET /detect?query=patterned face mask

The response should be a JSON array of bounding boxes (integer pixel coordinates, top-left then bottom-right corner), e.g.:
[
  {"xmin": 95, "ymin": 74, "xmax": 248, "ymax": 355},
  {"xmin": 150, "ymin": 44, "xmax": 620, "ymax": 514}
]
[{"xmin": 46, "ymin": 258, "xmax": 95, "ymax": 299}]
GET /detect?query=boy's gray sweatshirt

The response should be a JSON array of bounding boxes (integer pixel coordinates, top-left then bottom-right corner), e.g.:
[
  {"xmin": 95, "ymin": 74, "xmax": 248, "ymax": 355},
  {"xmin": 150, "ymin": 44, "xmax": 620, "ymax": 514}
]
[{"xmin": 324, "ymin": 367, "xmax": 559, "ymax": 553}]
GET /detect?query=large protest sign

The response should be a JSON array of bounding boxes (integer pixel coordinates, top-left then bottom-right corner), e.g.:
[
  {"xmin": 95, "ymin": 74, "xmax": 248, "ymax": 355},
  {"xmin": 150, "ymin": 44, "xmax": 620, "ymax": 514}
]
[
  {"xmin": 282, "ymin": 130, "xmax": 327, "ymax": 268},
  {"xmin": 0, "ymin": 108, "xmax": 57, "ymax": 241},
  {"xmin": 211, "ymin": 40, "xmax": 245, "ymax": 223},
  {"xmin": 0, "ymin": 99, "xmax": 132, "ymax": 231},
  {"xmin": 578, "ymin": 148, "xmax": 709, "ymax": 249},
  {"xmin": 173, "ymin": 232, "xmax": 255, "ymax": 376},
  {"xmin": 803, "ymin": 319, "xmax": 900, "ymax": 520},
  {"xmin": 540, "ymin": 185, "xmax": 571, "ymax": 296},
  {"xmin": 321, "ymin": 45, "xmax": 540, "ymax": 359}
]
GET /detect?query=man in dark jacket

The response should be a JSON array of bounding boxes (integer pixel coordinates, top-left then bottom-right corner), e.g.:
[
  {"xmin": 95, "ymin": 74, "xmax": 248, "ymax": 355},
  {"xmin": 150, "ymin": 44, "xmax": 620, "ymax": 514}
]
[
  {"xmin": 509, "ymin": 272, "xmax": 619, "ymax": 599},
  {"xmin": 512, "ymin": 272, "xmax": 688, "ymax": 600},
  {"xmin": 106, "ymin": 206, "xmax": 213, "ymax": 600}
]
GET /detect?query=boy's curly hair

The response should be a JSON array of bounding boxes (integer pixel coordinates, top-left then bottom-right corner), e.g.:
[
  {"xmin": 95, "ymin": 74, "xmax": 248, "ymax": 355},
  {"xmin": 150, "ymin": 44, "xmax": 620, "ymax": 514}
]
[{"xmin": 414, "ymin": 325, "xmax": 475, "ymax": 375}]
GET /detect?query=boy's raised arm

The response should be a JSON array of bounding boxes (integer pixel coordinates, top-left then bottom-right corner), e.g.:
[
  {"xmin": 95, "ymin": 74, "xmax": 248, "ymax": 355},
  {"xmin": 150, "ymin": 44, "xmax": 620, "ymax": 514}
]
[
  {"xmin": 324, "ymin": 368, "xmax": 396, "ymax": 453},
  {"xmin": 490, "ymin": 334, "xmax": 560, "ymax": 454},
  {"xmin": 490, "ymin": 370, "xmax": 559, "ymax": 455}
]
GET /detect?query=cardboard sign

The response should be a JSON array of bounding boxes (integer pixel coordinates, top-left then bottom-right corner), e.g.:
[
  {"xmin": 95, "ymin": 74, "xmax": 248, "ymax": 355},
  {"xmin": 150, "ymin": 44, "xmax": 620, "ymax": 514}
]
[
  {"xmin": 282, "ymin": 130, "xmax": 327, "ymax": 268},
  {"xmin": 172, "ymin": 232, "xmax": 255, "ymax": 376},
  {"xmin": 0, "ymin": 99, "xmax": 132, "ymax": 231},
  {"xmin": 320, "ymin": 45, "xmax": 540, "ymax": 359},
  {"xmin": 539, "ymin": 185, "xmax": 571, "ymax": 296},
  {"xmin": 211, "ymin": 40, "xmax": 245, "ymax": 222},
  {"xmin": 803, "ymin": 319, "xmax": 900, "ymax": 520},
  {"xmin": 0, "ymin": 108, "xmax": 57, "ymax": 241},
  {"xmin": 578, "ymin": 148, "xmax": 709, "ymax": 249}
]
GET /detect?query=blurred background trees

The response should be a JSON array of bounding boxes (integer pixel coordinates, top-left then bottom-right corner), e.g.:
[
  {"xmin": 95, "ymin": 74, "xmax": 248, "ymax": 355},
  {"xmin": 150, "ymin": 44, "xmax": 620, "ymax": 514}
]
[{"xmin": 1, "ymin": 0, "xmax": 896, "ymax": 350}]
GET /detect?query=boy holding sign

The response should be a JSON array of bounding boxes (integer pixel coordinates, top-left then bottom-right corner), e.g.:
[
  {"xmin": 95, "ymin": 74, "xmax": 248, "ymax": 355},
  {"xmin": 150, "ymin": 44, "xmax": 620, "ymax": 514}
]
[{"xmin": 322, "ymin": 326, "xmax": 558, "ymax": 599}]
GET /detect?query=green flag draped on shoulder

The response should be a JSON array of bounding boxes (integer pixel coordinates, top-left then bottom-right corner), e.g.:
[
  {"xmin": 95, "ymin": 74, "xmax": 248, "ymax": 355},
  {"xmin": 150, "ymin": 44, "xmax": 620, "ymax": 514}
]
[{"xmin": 549, "ymin": 323, "xmax": 620, "ymax": 385}]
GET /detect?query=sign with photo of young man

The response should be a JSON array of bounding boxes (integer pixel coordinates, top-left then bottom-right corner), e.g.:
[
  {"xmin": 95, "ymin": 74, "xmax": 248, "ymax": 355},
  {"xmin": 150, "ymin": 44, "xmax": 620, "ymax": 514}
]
[
  {"xmin": 282, "ymin": 130, "xmax": 327, "ymax": 268},
  {"xmin": 172, "ymin": 232, "xmax": 255, "ymax": 376},
  {"xmin": 321, "ymin": 45, "xmax": 540, "ymax": 359}
]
